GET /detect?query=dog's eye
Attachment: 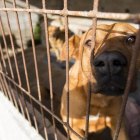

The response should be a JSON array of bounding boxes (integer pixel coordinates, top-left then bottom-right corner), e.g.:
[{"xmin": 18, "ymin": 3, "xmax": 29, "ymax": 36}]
[
  {"xmin": 85, "ymin": 40, "xmax": 92, "ymax": 47},
  {"xmin": 126, "ymin": 36, "xmax": 136, "ymax": 44}
]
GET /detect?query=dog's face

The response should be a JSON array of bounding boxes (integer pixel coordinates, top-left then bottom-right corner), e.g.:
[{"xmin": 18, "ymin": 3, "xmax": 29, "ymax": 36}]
[
  {"xmin": 48, "ymin": 26, "xmax": 60, "ymax": 38},
  {"xmin": 61, "ymin": 23, "xmax": 140, "ymax": 96}
]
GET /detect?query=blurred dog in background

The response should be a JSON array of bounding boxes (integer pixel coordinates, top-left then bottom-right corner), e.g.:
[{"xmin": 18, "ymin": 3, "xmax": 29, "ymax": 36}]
[
  {"xmin": 48, "ymin": 25, "xmax": 74, "ymax": 62},
  {"xmin": 0, "ymin": 34, "xmax": 19, "ymax": 55}
]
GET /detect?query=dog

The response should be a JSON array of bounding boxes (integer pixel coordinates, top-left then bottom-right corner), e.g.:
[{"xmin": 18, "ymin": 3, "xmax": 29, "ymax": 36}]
[
  {"xmin": 48, "ymin": 26, "xmax": 74, "ymax": 62},
  {"xmin": 0, "ymin": 34, "xmax": 19, "ymax": 54},
  {"xmin": 60, "ymin": 23, "xmax": 140, "ymax": 140}
]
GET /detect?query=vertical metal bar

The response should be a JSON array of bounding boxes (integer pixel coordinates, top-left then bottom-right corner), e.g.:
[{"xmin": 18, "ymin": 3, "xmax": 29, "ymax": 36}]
[
  {"xmin": 12, "ymin": 0, "xmax": 32, "ymax": 125},
  {"xmin": 0, "ymin": 47, "xmax": 9, "ymax": 98},
  {"xmin": 84, "ymin": 0, "xmax": 99, "ymax": 139},
  {"xmin": 0, "ymin": 52, "xmax": 20, "ymax": 111},
  {"xmin": 2, "ymin": 0, "xmax": 21, "ymax": 86},
  {"xmin": 21, "ymin": 90, "xmax": 32, "ymax": 125},
  {"xmin": 2, "ymin": 77, "xmax": 14, "ymax": 105},
  {"xmin": 8, "ymin": 81, "xmax": 20, "ymax": 110},
  {"xmin": 0, "ymin": 47, "xmax": 20, "ymax": 110},
  {"xmin": 113, "ymin": 25, "xmax": 140, "ymax": 140},
  {"xmin": 0, "ymin": 17, "xmax": 14, "ymax": 79},
  {"xmin": 15, "ymin": 85, "xmax": 26, "ymax": 118},
  {"xmin": 0, "ymin": 15, "xmax": 38, "ymax": 131},
  {"xmin": 0, "ymin": 1, "xmax": 26, "ymax": 115},
  {"xmin": 0, "ymin": 74, "xmax": 8, "ymax": 98},
  {"xmin": 42, "ymin": 0, "xmax": 58, "ymax": 140},
  {"xmin": 0, "ymin": 58, "xmax": 14, "ymax": 104},
  {"xmin": 26, "ymin": 0, "xmax": 48, "ymax": 139},
  {"xmin": 63, "ymin": 0, "xmax": 70, "ymax": 139},
  {"xmin": 0, "ymin": 17, "xmax": 20, "ymax": 111},
  {"xmin": 2, "ymin": 0, "xmax": 34, "ymax": 127},
  {"xmin": 0, "ymin": 74, "xmax": 5, "ymax": 93},
  {"xmin": 12, "ymin": 0, "xmax": 30, "ymax": 93}
]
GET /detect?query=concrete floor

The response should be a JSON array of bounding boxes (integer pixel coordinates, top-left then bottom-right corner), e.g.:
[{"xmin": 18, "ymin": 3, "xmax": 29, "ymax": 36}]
[{"xmin": 0, "ymin": 92, "xmax": 44, "ymax": 140}]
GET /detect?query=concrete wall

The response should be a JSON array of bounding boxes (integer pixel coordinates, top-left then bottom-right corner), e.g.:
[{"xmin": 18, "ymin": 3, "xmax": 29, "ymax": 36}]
[
  {"xmin": 68, "ymin": 0, "xmax": 140, "ymax": 13},
  {"xmin": 0, "ymin": 0, "xmax": 39, "ymax": 48},
  {"xmin": 20, "ymin": 0, "xmax": 140, "ymax": 13}
]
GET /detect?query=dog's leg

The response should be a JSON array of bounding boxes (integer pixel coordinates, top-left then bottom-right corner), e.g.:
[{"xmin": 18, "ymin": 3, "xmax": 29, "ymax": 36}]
[
  {"xmin": 70, "ymin": 127, "xmax": 85, "ymax": 140},
  {"xmin": 62, "ymin": 116, "xmax": 85, "ymax": 140},
  {"xmin": 54, "ymin": 49, "xmax": 60, "ymax": 61},
  {"xmin": 108, "ymin": 117, "xmax": 129, "ymax": 140},
  {"xmin": 111, "ymin": 127, "xmax": 129, "ymax": 140}
]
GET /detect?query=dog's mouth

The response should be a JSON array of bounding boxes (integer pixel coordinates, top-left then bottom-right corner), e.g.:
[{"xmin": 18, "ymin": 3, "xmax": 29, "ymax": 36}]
[
  {"xmin": 91, "ymin": 77, "xmax": 126, "ymax": 96},
  {"xmin": 97, "ymin": 83, "xmax": 125, "ymax": 96}
]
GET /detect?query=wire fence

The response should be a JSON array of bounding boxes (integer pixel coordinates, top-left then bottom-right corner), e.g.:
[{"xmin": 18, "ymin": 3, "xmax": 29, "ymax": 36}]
[{"xmin": 0, "ymin": 0, "xmax": 140, "ymax": 140}]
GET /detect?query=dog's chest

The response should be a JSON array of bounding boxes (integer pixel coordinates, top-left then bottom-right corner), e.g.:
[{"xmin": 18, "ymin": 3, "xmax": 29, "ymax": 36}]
[
  {"xmin": 82, "ymin": 112, "xmax": 100, "ymax": 121},
  {"xmin": 82, "ymin": 113, "xmax": 111, "ymax": 132}
]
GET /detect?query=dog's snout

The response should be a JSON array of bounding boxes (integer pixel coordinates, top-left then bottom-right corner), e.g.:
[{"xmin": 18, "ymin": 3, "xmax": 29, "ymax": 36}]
[{"xmin": 93, "ymin": 51, "xmax": 127, "ymax": 75}]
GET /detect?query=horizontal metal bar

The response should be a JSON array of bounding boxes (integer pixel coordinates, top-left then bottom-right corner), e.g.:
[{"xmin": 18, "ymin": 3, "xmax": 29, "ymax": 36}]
[{"xmin": 0, "ymin": 8, "xmax": 140, "ymax": 21}]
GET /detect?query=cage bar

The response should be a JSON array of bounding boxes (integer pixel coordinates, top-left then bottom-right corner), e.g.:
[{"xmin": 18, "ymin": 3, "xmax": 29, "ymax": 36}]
[
  {"xmin": 0, "ymin": 8, "xmax": 140, "ymax": 22},
  {"xmin": 26, "ymin": 0, "xmax": 49, "ymax": 139},
  {"xmin": 42, "ymin": 0, "xmax": 58, "ymax": 139}
]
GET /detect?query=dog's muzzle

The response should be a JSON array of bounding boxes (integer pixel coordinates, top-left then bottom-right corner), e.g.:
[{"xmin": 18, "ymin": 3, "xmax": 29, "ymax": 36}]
[{"xmin": 92, "ymin": 51, "xmax": 127, "ymax": 96}]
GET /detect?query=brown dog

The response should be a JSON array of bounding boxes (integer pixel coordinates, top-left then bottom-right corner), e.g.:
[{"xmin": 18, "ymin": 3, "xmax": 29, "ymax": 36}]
[
  {"xmin": 48, "ymin": 26, "xmax": 73, "ymax": 62},
  {"xmin": 61, "ymin": 23, "xmax": 140, "ymax": 140}
]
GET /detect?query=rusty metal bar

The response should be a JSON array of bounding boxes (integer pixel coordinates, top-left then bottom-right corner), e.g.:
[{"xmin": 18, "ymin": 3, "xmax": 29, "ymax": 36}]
[
  {"xmin": 26, "ymin": 0, "xmax": 48, "ymax": 139},
  {"xmin": 0, "ymin": 57, "xmax": 14, "ymax": 104},
  {"xmin": 1, "ymin": 68, "xmax": 25, "ymax": 119},
  {"xmin": 0, "ymin": 50, "xmax": 20, "ymax": 110},
  {"xmin": 113, "ymin": 25, "xmax": 140, "ymax": 140},
  {"xmin": 84, "ymin": 0, "xmax": 99, "ymax": 139},
  {"xmin": 0, "ymin": 74, "xmax": 5, "ymax": 94},
  {"xmin": 0, "ymin": 63, "xmax": 26, "ymax": 121},
  {"xmin": 0, "ymin": 10, "xmax": 37, "ymax": 134},
  {"xmin": 12, "ymin": 0, "xmax": 32, "ymax": 125},
  {"xmin": 0, "ymin": 8, "xmax": 140, "ymax": 22},
  {"xmin": 1, "ymin": 75, "xmax": 14, "ymax": 105},
  {"xmin": 0, "ymin": 43, "xmax": 20, "ymax": 110},
  {"xmin": 0, "ymin": 38, "xmax": 35, "ymax": 124},
  {"xmin": 15, "ymin": 85, "xmax": 26, "ymax": 118},
  {"xmin": 0, "ymin": 17, "xmax": 25, "ymax": 113},
  {"xmin": 8, "ymin": 81, "xmax": 20, "ymax": 110},
  {"xmin": 1, "ymin": 0, "xmax": 40, "ymax": 133},
  {"xmin": 42, "ymin": 0, "xmax": 58, "ymax": 140},
  {"xmin": 0, "ymin": 74, "xmax": 9, "ymax": 98},
  {"xmin": 63, "ymin": 0, "xmax": 70, "ymax": 139},
  {"xmin": 21, "ymin": 90, "xmax": 32, "ymax": 125},
  {"xmin": 0, "ymin": 74, "xmax": 6, "ymax": 96},
  {"xmin": 12, "ymin": 0, "xmax": 30, "ymax": 94},
  {"xmin": 1, "ymin": 0, "xmax": 28, "ymax": 119},
  {"xmin": 0, "ymin": 46, "xmax": 20, "ymax": 111},
  {"xmin": 0, "ymin": 44, "xmax": 9, "ymax": 99},
  {"xmin": 0, "ymin": 17, "xmax": 14, "ymax": 79},
  {"xmin": 0, "ymin": 47, "xmax": 20, "ymax": 110},
  {"xmin": 2, "ymin": 0, "xmax": 21, "ymax": 86}
]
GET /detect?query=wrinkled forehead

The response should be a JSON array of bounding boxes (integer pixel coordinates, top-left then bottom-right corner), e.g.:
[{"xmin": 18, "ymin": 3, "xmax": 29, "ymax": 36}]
[{"xmin": 84, "ymin": 23, "xmax": 137, "ymax": 41}]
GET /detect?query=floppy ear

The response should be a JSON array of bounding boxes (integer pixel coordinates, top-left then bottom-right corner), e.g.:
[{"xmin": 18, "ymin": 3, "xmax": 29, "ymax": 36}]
[{"xmin": 61, "ymin": 35, "xmax": 81, "ymax": 60}]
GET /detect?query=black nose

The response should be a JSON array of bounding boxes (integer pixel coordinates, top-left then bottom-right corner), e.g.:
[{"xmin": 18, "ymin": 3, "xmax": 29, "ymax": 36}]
[{"xmin": 93, "ymin": 51, "xmax": 127, "ymax": 75}]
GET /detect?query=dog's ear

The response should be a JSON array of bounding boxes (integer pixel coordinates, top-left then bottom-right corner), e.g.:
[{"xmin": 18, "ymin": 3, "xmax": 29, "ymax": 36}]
[{"xmin": 61, "ymin": 35, "xmax": 81, "ymax": 60}]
